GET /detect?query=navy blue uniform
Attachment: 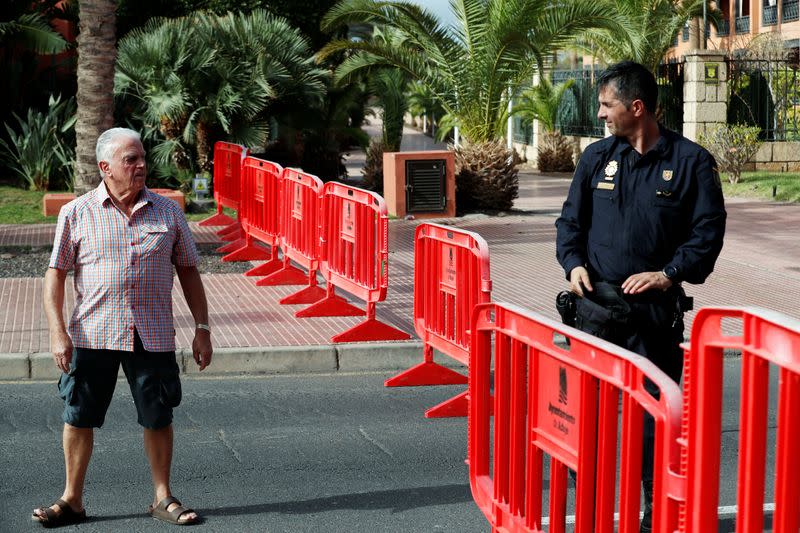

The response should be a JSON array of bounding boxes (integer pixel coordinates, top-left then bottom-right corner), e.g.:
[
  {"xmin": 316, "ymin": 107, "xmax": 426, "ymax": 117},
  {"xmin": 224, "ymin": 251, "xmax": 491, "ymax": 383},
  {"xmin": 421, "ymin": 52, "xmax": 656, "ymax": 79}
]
[
  {"xmin": 556, "ymin": 126, "xmax": 726, "ymax": 286},
  {"xmin": 555, "ymin": 126, "xmax": 726, "ymax": 511}
]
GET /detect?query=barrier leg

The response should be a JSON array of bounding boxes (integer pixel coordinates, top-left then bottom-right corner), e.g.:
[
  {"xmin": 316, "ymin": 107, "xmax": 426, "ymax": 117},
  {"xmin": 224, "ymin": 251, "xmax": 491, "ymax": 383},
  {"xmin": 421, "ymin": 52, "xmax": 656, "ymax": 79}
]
[
  {"xmin": 295, "ymin": 285, "xmax": 365, "ymax": 318},
  {"xmin": 198, "ymin": 206, "xmax": 235, "ymax": 227},
  {"xmin": 255, "ymin": 258, "xmax": 307, "ymax": 286},
  {"xmin": 216, "ymin": 238, "xmax": 246, "ymax": 254},
  {"xmin": 384, "ymin": 345, "xmax": 468, "ymax": 387},
  {"xmin": 330, "ymin": 303, "xmax": 411, "ymax": 343},
  {"xmin": 216, "ymin": 221, "xmax": 241, "ymax": 237},
  {"xmin": 218, "ymin": 226, "xmax": 243, "ymax": 242},
  {"xmin": 222, "ymin": 235, "xmax": 271, "ymax": 262},
  {"xmin": 425, "ymin": 390, "xmax": 468, "ymax": 418},
  {"xmin": 245, "ymin": 257, "xmax": 282, "ymax": 277},
  {"xmin": 280, "ymin": 271, "xmax": 326, "ymax": 305}
]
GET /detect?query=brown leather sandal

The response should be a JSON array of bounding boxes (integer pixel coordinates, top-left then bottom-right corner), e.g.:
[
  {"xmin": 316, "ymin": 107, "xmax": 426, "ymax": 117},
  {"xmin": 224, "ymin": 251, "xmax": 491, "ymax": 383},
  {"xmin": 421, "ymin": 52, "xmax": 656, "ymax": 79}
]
[
  {"xmin": 31, "ymin": 499, "xmax": 87, "ymax": 528},
  {"xmin": 148, "ymin": 496, "xmax": 199, "ymax": 525}
]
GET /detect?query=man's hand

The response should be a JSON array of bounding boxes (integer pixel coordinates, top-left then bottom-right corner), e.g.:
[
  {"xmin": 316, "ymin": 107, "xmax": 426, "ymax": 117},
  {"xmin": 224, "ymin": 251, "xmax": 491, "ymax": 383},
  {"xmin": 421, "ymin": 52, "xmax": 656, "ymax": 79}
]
[
  {"xmin": 192, "ymin": 329, "xmax": 212, "ymax": 371},
  {"xmin": 51, "ymin": 329, "xmax": 74, "ymax": 373},
  {"xmin": 621, "ymin": 271, "xmax": 673, "ymax": 294},
  {"xmin": 569, "ymin": 266, "xmax": 593, "ymax": 297}
]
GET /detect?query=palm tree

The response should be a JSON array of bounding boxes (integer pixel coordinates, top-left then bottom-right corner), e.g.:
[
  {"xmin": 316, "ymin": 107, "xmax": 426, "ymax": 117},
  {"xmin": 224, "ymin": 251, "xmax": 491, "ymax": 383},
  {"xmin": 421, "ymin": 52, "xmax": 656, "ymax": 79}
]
[
  {"xmin": 406, "ymin": 81, "xmax": 443, "ymax": 136},
  {"xmin": 319, "ymin": 0, "xmax": 628, "ymax": 210},
  {"xmin": 115, "ymin": 10, "xmax": 327, "ymax": 172},
  {"xmin": 320, "ymin": 0, "xmax": 628, "ymax": 144},
  {"xmin": 573, "ymin": 0, "xmax": 720, "ymax": 74},
  {"xmin": 513, "ymin": 77, "xmax": 576, "ymax": 171},
  {"xmin": 0, "ymin": 12, "xmax": 68, "ymax": 55},
  {"xmin": 74, "ymin": 0, "xmax": 117, "ymax": 194}
]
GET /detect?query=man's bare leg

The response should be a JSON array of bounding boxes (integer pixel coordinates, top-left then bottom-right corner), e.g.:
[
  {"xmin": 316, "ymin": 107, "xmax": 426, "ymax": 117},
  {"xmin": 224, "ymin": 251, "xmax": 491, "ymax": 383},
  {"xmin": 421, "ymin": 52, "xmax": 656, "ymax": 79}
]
[
  {"xmin": 33, "ymin": 424, "xmax": 92, "ymax": 520},
  {"xmin": 144, "ymin": 425, "xmax": 198, "ymax": 523}
]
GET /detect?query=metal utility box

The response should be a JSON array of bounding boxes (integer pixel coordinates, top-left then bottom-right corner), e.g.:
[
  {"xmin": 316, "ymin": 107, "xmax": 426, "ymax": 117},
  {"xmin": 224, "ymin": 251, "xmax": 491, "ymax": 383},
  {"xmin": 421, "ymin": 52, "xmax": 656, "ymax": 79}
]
[
  {"xmin": 383, "ymin": 151, "xmax": 456, "ymax": 219},
  {"xmin": 405, "ymin": 159, "xmax": 446, "ymax": 212}
]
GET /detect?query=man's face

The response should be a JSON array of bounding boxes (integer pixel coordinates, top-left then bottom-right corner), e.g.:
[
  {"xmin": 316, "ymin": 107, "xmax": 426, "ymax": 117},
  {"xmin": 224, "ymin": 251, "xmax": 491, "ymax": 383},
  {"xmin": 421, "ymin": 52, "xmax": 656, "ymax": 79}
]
[
  {"xmin": 100, "ymin": 137, "xmax": 146, "ymax": 195},
  {"xmin": 597, "ymin": 83, "xmax": 636, "ymax": 137}
]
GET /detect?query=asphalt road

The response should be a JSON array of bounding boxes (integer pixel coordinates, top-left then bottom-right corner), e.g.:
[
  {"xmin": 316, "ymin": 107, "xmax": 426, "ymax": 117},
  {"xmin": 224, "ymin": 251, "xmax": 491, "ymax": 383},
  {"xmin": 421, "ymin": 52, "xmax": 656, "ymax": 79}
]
[{"xmin": 0, "ymin": 361, "xmax": 779, "ymax": 532}]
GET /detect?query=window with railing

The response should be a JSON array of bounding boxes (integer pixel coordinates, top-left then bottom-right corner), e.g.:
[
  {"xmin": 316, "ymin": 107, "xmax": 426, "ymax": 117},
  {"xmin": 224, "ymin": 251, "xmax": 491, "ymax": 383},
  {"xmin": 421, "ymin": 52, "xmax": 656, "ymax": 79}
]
[
  {"xmin": 717, "ymin": 18, "xmax": 730, "ymax": 36},
  {"xmin": 682, "ymin": 24, "xmax": 690, "ymax": 41},
  {"xmin": 763, "ymin": 1, "xmax": 778, "ymax": 24},
  {"xmin": 735, "ymin": 15, "xmax": 750, "ymax": 33},
  {"xmin": 784, "ymin": 0, "xmax": 799, "ymax": 21}
]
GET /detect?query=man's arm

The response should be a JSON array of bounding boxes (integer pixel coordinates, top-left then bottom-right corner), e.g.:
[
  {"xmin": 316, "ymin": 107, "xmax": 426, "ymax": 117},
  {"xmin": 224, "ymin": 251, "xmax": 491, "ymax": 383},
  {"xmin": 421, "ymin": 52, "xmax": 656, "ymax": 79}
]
[
  {"xmin": 175, "ymin": 265, "xmax": 212, "ymax": 370},
  {"xmin": 556, "ymin": 154, "xmax": 594, "ymax": 295},
  {"xmin": 43, "ymin": 267, "xmax": 73, "ymax": 373}
]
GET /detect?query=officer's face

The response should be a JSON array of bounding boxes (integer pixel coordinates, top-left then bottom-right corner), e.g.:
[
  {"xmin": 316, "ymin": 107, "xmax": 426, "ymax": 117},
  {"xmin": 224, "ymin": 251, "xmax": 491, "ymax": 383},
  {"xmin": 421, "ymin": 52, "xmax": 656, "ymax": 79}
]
[{"xmin": 597, "ymin": 84, "xmax": 636, "ymax": 137}]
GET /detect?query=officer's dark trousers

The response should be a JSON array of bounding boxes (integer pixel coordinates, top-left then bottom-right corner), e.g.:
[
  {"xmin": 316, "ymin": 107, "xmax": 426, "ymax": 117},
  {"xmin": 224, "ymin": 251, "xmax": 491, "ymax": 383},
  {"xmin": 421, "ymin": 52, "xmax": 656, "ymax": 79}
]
[
  {"xmin": 617, "ymin": 297, "xmax": 684, "ymax": 496},
  {"xmin": 575, "ymin": 287, "xmax": 684, "ymax": 523}
]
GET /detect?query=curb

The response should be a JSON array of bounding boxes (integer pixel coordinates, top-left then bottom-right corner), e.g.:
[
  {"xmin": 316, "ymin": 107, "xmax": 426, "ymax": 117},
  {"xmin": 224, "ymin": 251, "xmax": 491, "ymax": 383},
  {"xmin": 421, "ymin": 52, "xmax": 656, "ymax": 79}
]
[{"xmin": 0, "ymin": 342, "xmax": 467, "ymax": 381}]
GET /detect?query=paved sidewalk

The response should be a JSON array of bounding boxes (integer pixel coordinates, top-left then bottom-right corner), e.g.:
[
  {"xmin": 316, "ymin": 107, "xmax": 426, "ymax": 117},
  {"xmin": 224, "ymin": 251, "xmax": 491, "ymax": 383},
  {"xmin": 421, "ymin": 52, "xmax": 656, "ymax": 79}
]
[{"xmin": 1, "ymin": 125, "xmax": 799, "ymax": 379}]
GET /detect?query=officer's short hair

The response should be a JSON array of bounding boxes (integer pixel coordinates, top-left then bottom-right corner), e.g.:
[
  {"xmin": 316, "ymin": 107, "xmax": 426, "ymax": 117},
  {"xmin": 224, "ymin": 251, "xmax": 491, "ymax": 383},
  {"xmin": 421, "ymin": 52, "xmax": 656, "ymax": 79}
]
[{"xmin": 597, "ymin": 61, "xmax": 658, "ymax": 114}]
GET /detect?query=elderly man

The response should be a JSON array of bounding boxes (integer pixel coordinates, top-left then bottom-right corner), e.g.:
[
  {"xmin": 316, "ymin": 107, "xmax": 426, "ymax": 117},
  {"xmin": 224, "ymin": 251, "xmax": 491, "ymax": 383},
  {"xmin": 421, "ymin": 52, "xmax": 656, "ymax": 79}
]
[{"xmin": 34, "ymin": 127, "xmax": 213, "ymax": 527}]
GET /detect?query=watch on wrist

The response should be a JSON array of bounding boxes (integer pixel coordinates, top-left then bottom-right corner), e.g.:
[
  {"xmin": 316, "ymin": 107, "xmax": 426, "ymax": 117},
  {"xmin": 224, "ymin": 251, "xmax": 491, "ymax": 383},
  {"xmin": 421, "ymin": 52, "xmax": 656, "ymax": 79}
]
[
  {"xmin": 662, "ymin": 265, "xmax": 678, "ymax": 280},
  {"xmin": 196, "ymin": 323, "xmax": 211, "ymax": 332}
]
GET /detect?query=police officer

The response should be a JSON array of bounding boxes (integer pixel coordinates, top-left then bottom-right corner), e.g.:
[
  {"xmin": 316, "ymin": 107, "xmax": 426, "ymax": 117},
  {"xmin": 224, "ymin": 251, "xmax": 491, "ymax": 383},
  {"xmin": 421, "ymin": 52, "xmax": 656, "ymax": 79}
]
[{"xmin": 555, "ymin": 61, "xmax": 726, "ymax": 532}]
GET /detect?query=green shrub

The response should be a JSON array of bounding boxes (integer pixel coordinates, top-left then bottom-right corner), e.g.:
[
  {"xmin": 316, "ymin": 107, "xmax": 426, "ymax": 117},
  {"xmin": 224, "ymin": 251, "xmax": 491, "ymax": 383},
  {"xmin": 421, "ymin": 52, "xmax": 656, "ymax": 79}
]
[
  {"xmin": 0, "ymin": 94, "xmax": 76, "ymax": 191},
  {"xmin": 698, "ymin": 124, "xmax": 762, "ymax": 184}
]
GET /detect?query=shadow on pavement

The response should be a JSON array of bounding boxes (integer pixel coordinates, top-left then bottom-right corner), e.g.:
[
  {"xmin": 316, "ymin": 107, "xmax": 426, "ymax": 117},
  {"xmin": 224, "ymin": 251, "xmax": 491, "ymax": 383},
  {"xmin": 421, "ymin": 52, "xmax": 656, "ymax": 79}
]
[{"xmin": 203, "ymin": 483, "xmax": 473, "ymax": 517}]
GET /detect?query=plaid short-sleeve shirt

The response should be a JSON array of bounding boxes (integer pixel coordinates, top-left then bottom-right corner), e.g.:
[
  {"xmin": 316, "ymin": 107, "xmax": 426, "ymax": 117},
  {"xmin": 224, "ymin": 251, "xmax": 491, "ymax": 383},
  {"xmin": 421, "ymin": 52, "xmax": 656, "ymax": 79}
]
[{"xmin": 49, "ymin": 182, "xmax": 199, "ymax": 352}]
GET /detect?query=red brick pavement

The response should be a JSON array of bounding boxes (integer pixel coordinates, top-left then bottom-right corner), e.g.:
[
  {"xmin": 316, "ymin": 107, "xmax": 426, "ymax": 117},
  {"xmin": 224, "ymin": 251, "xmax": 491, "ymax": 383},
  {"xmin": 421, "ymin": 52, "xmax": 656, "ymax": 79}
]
[{"xmin": 1, "ymin": 174, "xmax": 798, "ymax": 353}]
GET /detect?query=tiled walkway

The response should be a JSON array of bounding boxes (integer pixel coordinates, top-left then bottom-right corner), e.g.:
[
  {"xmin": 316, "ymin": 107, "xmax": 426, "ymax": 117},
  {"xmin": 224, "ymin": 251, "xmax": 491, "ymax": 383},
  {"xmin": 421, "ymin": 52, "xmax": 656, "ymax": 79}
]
[{"xmin": 1, "ymin": 126, "xmax": 799, "ymax": 354}]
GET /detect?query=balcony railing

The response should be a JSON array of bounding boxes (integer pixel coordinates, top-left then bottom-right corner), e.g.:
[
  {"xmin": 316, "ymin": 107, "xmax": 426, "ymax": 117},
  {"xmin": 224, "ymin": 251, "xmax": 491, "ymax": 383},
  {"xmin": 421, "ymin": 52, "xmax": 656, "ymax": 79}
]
[
  {"xmin": 784, "ymin": 0, "xmax": 799, "ymax": 21},
  {"xmin": 763, "ymin": 5, "xmax": 778, "ymax": 25},
  {"xmin": 735, "ymin": 15, "xmax": 750, "ymax": 33},
  {"xmin": 717, "ymin": 18, "xmax": 730, "ymax": 36}
]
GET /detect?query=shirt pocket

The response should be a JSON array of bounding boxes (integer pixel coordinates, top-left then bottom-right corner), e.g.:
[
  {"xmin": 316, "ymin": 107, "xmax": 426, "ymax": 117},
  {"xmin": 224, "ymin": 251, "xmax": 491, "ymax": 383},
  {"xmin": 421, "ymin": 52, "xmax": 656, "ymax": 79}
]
[
  {"xmin": 589, "ymin": 188, "xmax": 615, "ymax": 247},
  {"xmin": 140, "ymin": 224, "xmax": 172, "ymax": 257}
]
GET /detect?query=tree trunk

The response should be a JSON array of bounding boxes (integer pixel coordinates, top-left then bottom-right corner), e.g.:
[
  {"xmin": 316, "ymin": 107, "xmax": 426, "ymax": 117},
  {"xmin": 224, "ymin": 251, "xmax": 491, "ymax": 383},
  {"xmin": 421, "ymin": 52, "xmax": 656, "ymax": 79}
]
[{"xmin": 73, "ymin": 0, "xmax": 117, "ymax": 195}]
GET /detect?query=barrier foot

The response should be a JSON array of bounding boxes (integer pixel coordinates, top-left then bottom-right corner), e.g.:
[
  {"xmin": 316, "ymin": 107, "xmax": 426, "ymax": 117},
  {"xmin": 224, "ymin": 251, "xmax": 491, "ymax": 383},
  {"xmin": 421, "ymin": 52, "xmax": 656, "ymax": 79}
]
[
  {"xmin": 198, "ymin": 212, "xmax": 235, "ymax": 227},
  {"xmin": 216, "ymin": 222, "xmax": 241, "ymax": 237},
  {"xmin": 384, "ymin": 361, "xmax": 467, "ymax": 387},
  {"xmin": 255, "ymin": 264, "xmax": 307, "ymax": 286},
  {"xmin": 296, "ymin": 293, "xmax": 365, "ymax": 318},
  {"xmin": 216, "ymin": 238, "xmax": 246, "ymax": 254},
  {"xmin": 425, "ymin": 390, "xmax": 468, "ymax": 418},
  {"xmin": 280, "ymin": 285, "xmax": 326, "ymax": 305},
  {"xmin": 222, "ymin": 243, "xmax": 270, "ymax": 262},
  {"xmin": 219, "ymin": 228, "xmax": 242, "ymax": 242},
  {"xmin": 246, "ymin": 259, "xmax": 282, "ymax": 277},
  {"xmin": 331, "ymin": 317, "xmax": 412, "ymax": 343}
]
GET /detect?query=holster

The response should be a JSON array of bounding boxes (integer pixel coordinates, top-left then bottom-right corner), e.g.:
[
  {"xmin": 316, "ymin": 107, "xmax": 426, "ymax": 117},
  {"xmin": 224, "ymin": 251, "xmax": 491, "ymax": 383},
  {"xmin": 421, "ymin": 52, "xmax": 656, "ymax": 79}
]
[{"xmin": 574, "ymin": 282, "xmax": 632, "ymax": 343}]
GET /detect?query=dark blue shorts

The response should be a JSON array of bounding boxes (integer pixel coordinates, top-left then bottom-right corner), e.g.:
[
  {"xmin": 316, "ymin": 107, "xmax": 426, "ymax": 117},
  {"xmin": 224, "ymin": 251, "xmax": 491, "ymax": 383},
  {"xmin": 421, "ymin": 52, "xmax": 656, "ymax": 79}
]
[{"xmin": 58, "ymin": 330, "xmax": 182, "ymax": 429}]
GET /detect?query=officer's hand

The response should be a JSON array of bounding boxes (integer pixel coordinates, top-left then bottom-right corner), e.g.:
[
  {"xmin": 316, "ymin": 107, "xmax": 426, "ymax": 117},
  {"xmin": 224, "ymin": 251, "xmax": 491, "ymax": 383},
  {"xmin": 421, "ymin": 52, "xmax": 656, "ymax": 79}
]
[
  {"xmin": 621, "ymin": 271, "xmax": 673, "ymax": 294},
  {"xmin": 569, "ymin": 267, "xmax": 593, "ymax": 297},
  {"xmin": 192, "ymin": 329, "xmax": 213, "ymax": 371},
  {"xmin": 50, "ymin": 329, "xmax": 74, "ymax": 374}
]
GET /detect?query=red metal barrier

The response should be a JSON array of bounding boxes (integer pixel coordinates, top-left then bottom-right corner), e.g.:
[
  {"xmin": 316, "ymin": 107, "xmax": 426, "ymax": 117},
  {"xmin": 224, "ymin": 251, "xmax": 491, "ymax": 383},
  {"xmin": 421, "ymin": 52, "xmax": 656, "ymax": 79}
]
[
  {"xmin": 384, "ymin": 223, "xmax": 491, "ymax": 418},
  {"xmin": 678, "ymin": 307, "xmax": 800, "ymax": 533},
  {"xmin": 256, "ymin": 168, "xmax": 324, "ymax": 302},
  {"xmin": 200, "ymin": 141, "xmax": 247, "ymax": 228},
  {"xmin": 469, "ymin": 302, "xmax": 684, "ymax": 533},
  {"xmin": 221, "ymin": 157, "xmax": 282, "ymax": 264},
  {"xmin": 296, "ymin": 182, "xmax": 410, "ymax": 343}
]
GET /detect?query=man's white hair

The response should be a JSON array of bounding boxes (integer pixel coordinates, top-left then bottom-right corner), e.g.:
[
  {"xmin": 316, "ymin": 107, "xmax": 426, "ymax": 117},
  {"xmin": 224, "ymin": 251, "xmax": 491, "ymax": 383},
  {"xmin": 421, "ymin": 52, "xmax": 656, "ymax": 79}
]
[{"xmin": 96, "ymin": 128, "xmax": 142, "ymax": 177}]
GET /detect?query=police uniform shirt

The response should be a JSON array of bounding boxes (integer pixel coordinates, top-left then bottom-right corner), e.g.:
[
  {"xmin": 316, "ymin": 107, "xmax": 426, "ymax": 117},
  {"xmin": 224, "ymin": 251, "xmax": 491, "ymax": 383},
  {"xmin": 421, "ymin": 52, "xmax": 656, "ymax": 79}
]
[{"xmin": 556, "ymin": 126, "xmax": 726, "ymax": 286}]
